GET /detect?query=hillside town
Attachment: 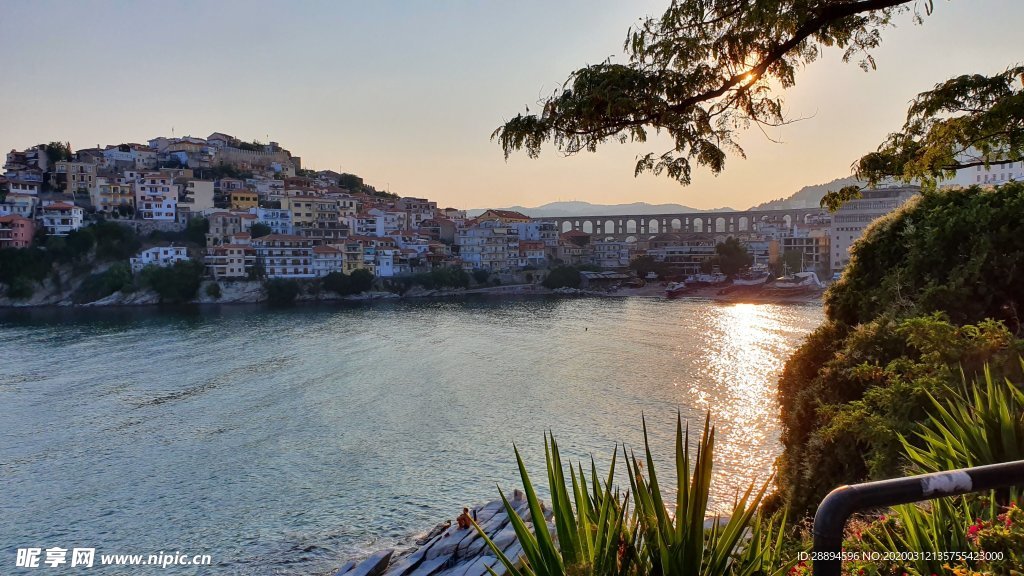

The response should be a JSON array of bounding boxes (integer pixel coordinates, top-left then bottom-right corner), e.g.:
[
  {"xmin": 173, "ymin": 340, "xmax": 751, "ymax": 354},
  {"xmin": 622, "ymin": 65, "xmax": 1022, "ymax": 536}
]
[{"xmin": 1, "ymin": 133, "xmax": 1018, "ymax": 302}]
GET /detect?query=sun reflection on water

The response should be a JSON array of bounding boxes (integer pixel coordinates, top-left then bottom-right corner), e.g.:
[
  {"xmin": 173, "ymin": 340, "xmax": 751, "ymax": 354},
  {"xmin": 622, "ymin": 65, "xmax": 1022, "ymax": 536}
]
[{"xmin": 683, "ymin": 303, "xmax": 793, "ymax": 505}]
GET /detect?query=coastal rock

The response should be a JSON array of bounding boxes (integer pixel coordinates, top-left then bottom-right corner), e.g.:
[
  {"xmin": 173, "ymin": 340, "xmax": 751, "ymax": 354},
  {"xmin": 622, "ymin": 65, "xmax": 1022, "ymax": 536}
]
[
  {"xmin": 340, "ymin": 549, "xmax": 394, "ymax": 576},
  {"xmin": 341, "ymin": 493, "xmax": 553, "ymax": 576},
  {"xmin": 416, "ymin": 521, "xmax": 452, "ymax": 545},
  {"xmin": 404, "ymin": 554, "xmax": 449, "ymax": 576},
  {"xmin": 334, "ymin": 560, "xmax": 357, "ymax": 576}
]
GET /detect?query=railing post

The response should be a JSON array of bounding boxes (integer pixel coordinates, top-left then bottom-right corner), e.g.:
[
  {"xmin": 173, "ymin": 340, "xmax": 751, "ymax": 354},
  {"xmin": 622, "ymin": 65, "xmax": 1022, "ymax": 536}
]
[{"xmin": 812, "ymin": 460, "xmax": 1024, "ymax": 576}]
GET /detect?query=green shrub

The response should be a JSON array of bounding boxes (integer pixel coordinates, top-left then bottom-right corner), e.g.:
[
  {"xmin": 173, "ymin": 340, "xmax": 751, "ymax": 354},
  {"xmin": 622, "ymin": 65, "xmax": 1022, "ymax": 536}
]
[
  {"xmin": 826, "ymin": 182, "xmax": 1024, "ymax": 329},
  {"xmin": 139, "ymin": 260, "xmax": 203, "ymax": 304},
  {"xmin": 775, "ymin": 183, "xmax": 1024, "ymax": 518},
  {"xmin": 542, "ymin": 266, "xmax": 581, "ymax": 289},
  {"xmin": 249, "ymin": 223, "xmax": 272, "ymax": 239},
  {"xmin": 472, "ymin": 269, "xmax": 490, "ymax": 284},
  {"xmin": 349, "ymin": 268, "xmax": 374, "ymax": 293},
  {"xmin": 47, "ymin": 228, "xmax": 95, "ymax": 263},
  {"xmin": 92, "ymin": 221, "xmax": 141, "ymax": 261},
  {"xmin": 205, "ymin": 282, "xmax": 222, "ymax": 299},
  {"xmin": 0, "ymin": 247, "xmax": 52, "ymax": 285},
  {"xmin": 265, "ymin": 278, "xmax": 300, "ymax": 306},
  {"xmin": 72, "ymin": 262, "xmax": 134, "ymax": 304},
  {"xmin": 324, "ymin": 269, "xmax": 377, "ymax": 296},
  {"xmin": 185, "ymin": 217, "xmax": 209, "ymax": 247},
  {"xmin": 902, "ymin": 365, "xmax": 1024, "ymax": 502},
  {"xmin": 6, "ymin": 276, "xmax": 35, "ymax": 300},
  {"xmin": 774, "ymin": 314, "xmax": 1024, "ymax": 517}
]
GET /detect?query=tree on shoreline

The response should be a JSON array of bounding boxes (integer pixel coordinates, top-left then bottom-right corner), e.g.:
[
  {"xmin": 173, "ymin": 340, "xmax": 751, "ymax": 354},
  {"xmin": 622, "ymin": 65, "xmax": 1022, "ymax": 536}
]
[{"xmin": 494, "ymin": 0, "xmax": 932, "ymax": 185}]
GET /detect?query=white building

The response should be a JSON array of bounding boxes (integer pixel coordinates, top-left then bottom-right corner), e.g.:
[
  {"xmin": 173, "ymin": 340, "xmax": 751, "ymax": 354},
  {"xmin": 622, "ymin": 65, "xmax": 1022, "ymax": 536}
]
[
  {"xmin": 39, "ymin": 201, "xmax": 84, "ymax": 236},
  {"xmin": 457, "ymin": 219, "xmax": 520, "ymax": 272},
  {"xmin": 944, "ymin": 160, "xmax": 1023, "ymax": 188},
  {"xmin": 252, "ymin": 234, "xmax": 314, "ymax": 278},
  {"xmin": 0, "ymin": 193, "xmax": 39, "ymax": 218},
  {"xmin": 136, "ymin": 173, "xmax": 179, "ymax": 220},
  {"xmin": 830, "ymin": 186, "xmax": 918, "ymax": 272},
  {"xmin": 590, "ymin": 240, "xmax": 635, "ymax": 268},
  {"xmin": 253, "ymin": 207, "xmax": 293, "ymax": 235},
  {"xmin": 183, "ymin": 180, "xmax": 214, "ymax": 212},
  {"xmin": 103, "ymin": 144, "xmax": 158, "ymax": 169},
  {"xmin": 312, "ymin": 245, "xmax": 344, "ymax": 277},
  {"xmin": 130, "ymin": 246, "xmax": 189, "ymax": 273},
  {"xmin": 7, "ymin": 179, "xmax": 41, "ymax": 196}
]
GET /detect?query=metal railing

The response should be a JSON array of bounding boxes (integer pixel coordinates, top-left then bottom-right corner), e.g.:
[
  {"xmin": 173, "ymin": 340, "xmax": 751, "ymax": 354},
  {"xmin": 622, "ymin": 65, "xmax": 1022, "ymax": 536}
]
[{"xmin": 813, "ymin": 460, "xmax": 1024, "ymax": 576}]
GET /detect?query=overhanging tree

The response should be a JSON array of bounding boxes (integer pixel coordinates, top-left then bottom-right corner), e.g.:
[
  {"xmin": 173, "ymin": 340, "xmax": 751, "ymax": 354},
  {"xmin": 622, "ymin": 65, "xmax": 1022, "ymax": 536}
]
[
  {"xmin": 494, "ymin": 0, "xmax": 935, "ymax": 184},
  {"xmin": 822, "ymin": 64, "xmax": 1024, "ymax": 209}
]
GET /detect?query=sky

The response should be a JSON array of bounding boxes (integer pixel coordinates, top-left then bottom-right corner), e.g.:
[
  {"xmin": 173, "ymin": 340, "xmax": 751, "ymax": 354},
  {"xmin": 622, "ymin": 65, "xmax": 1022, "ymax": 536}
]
[{"xmin": 1, "ymin": 0, "xmax": 1021, "ymax": 210}]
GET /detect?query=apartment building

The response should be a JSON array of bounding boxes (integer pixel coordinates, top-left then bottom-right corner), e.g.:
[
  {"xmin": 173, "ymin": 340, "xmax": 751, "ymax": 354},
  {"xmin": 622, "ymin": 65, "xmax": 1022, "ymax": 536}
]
[
  {"xmin": 39, "ymin": 202, "xmax": 84, "ymax": 236},
  {"xmin": 55, "ymin": 160, "xmax": 98, "ymax": 197},
  {"xmin": 830, "ymin": 186, "xmax": 918, "ymax": 272},
  {"xmin": 91, "ymin": 176, "xmax": 134, "ymax": 214},
  {"xmin": 0, "ymin": 215, "xmax": 35, "ymax": 248},
  {"xmin": 457, "ymin": 219, "xmax": 520, "ymax": 272},
  {"xmin": 136, "ymin": 173, "xmax": 179, "ymax": 220},
  {"xmin": 252, "ymin": 234, "xmax": 314, "ymax": 278}
]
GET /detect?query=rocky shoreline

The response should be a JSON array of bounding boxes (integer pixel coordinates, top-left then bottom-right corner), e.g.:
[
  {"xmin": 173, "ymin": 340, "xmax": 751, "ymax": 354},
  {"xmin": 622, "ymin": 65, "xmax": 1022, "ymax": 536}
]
[
  {"xmin": 326, "ymin": 491, "xmax": 550, "ymax": 576},
  {"xmin": 0, "ymin": 278, "xmax": 823, "ymax": 309}
]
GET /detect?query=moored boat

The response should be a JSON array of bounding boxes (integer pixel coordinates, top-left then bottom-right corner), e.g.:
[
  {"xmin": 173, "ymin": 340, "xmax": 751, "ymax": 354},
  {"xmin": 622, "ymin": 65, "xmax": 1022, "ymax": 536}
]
[
  {"xmin": 665, "ymin": 281, "xmax": 688, "ymax": 298},
  {"xmin": 764, "ymin": 271, "xmax": 824, "ymax": 293},
  {"xmin": 685, "ymin": 272, "xmax": 727, "ymax": 285},
  {"xmin": 732, "ymin": 264, "xmax": 770, "ymax": 287}
]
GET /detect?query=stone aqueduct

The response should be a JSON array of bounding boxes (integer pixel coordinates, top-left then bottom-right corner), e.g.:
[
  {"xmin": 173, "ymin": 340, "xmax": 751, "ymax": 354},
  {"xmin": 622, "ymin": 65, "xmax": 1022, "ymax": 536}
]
[{"xmin": 541, "ymin": 207, "xmax": 826, "ymax": 241}]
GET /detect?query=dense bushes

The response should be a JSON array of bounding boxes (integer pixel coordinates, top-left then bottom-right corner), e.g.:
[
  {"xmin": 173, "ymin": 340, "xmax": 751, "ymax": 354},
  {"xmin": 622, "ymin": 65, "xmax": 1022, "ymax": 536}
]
[
  {"xmin": 399, "ymin": 267, "xmax": 470, "ymax": 291},
  {"xmin": 542, "ymin": 266, "xmax": 582, "ymax": 289},
  {"xmin": 265, "ymin": 278, "xmax": 300, "ymax": 306},
  {"xmin": 72, "ymin": 262, "xmax": 134, "ymax": 304},
  {"xmin": 0, "ymin": 247, "xmax": 52, "ymax": 286},
  {"xmin": 826, "ymin": 183, "xmax": 1024, "ymax": 330},
  {"xmin": 205, "ymin": 282, "xmax": 222, "ymax": 299},
  {"xmin": 774, "ymin": 182, "xmax": 1024, "ymax": 517},
  {"xmin": 323, "ymin": 269, "xmax": 375, "ymax": 296},
  {"xmin": 139, "ymin": 261, "xmax": 204, "ymax": 304},
  {"xmin": 774, "ymin": 314, "xmax": 1024, "ymax": 515},
  {"xmin": 89, "ymin": 221, "xmax": 142, "ymax": 261}
]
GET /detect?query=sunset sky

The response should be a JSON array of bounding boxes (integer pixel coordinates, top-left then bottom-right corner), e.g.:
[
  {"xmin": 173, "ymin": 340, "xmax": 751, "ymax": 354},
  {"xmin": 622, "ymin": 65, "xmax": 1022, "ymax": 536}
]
[{"xmin": 1, "ymin": 1, "xmax": 1020, "ymax": 210}]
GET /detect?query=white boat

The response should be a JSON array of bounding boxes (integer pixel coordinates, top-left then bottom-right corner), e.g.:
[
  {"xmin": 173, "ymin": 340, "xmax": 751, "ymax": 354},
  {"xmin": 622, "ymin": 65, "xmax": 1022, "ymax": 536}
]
[
  {"xmin": 685, "ymin": 272, "xmax": 727, "ymax": 285},
  {"xmin": 732, "ymin": 268, "xmax": 770, "ymax": 286},
  {"xmin": 665, "ymin": 281, "xmax": 688, "ymax": 298},
  {"xmin": 765, "ymin": 271, "xmax": 824, "ymax": 292}
]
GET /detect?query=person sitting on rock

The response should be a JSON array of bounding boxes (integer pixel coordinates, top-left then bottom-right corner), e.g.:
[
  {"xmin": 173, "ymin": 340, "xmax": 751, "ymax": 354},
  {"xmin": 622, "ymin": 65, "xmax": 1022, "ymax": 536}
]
[{"xmin": 456, "ymin": 507, "xmax": 472, "ymax": 529}]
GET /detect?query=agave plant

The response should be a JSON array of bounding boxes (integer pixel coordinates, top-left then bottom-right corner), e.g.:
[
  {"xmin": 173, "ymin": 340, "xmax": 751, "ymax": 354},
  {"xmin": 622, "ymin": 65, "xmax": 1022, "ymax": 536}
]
[
  {"xmin": 476, "ymin": 414, "xmax": 795, "ymax": 576},
  {"xmin": 627, "ymin": 414, "xmax": 791, "ymax": 576},
  {"xmin": 475, "ymin": 435, "xmax": 636, "ymax": 576},
  {"xmin": 864, "ymin": 496, "xmax": 978, "ymax": 576},
  {"xmin": 901, "ymin": 363, "xmax": 1024, "ymax": 500}
]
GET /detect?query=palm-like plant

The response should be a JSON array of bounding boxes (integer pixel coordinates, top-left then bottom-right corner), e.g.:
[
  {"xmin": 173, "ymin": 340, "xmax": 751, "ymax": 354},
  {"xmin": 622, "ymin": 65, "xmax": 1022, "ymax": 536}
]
[
  {"xmin": 627, "ymin": 414, "xmax": 789, "ymax": 576},
  {"xmin": 475, "ymin": 435, "xmax": 636, "ymax": 576},
  {"xmin": 901, "ymin": 363, "xmax": 1024, "ymax": 500},
  {"xmin": 475, "ymin": 414, "xmax": 794, "ymax": 576},
  {"xmin": 866, "ymin": 496, "xmax": 978, "ymax": 576}
]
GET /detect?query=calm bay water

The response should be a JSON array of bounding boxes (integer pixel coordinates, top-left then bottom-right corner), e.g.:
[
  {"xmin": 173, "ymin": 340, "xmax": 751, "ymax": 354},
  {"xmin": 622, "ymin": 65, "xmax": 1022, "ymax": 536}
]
[{"xmin": 1, "ymin": 297, "xmax": 822, "ymax": 575}]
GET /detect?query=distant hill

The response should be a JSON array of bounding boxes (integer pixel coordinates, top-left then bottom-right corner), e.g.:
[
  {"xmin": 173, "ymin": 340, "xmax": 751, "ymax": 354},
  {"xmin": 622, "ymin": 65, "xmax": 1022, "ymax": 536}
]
[
  {"xmin": 466, "ymin": 201, "xmax": 735, "ymax": 218},
  {"xmin": 470, "ymin": 177, "xmax": 865, "ymax": 217},
  {"xmin": 750, "ymin": 176, "xmax": 864, "ymax": 210}
]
